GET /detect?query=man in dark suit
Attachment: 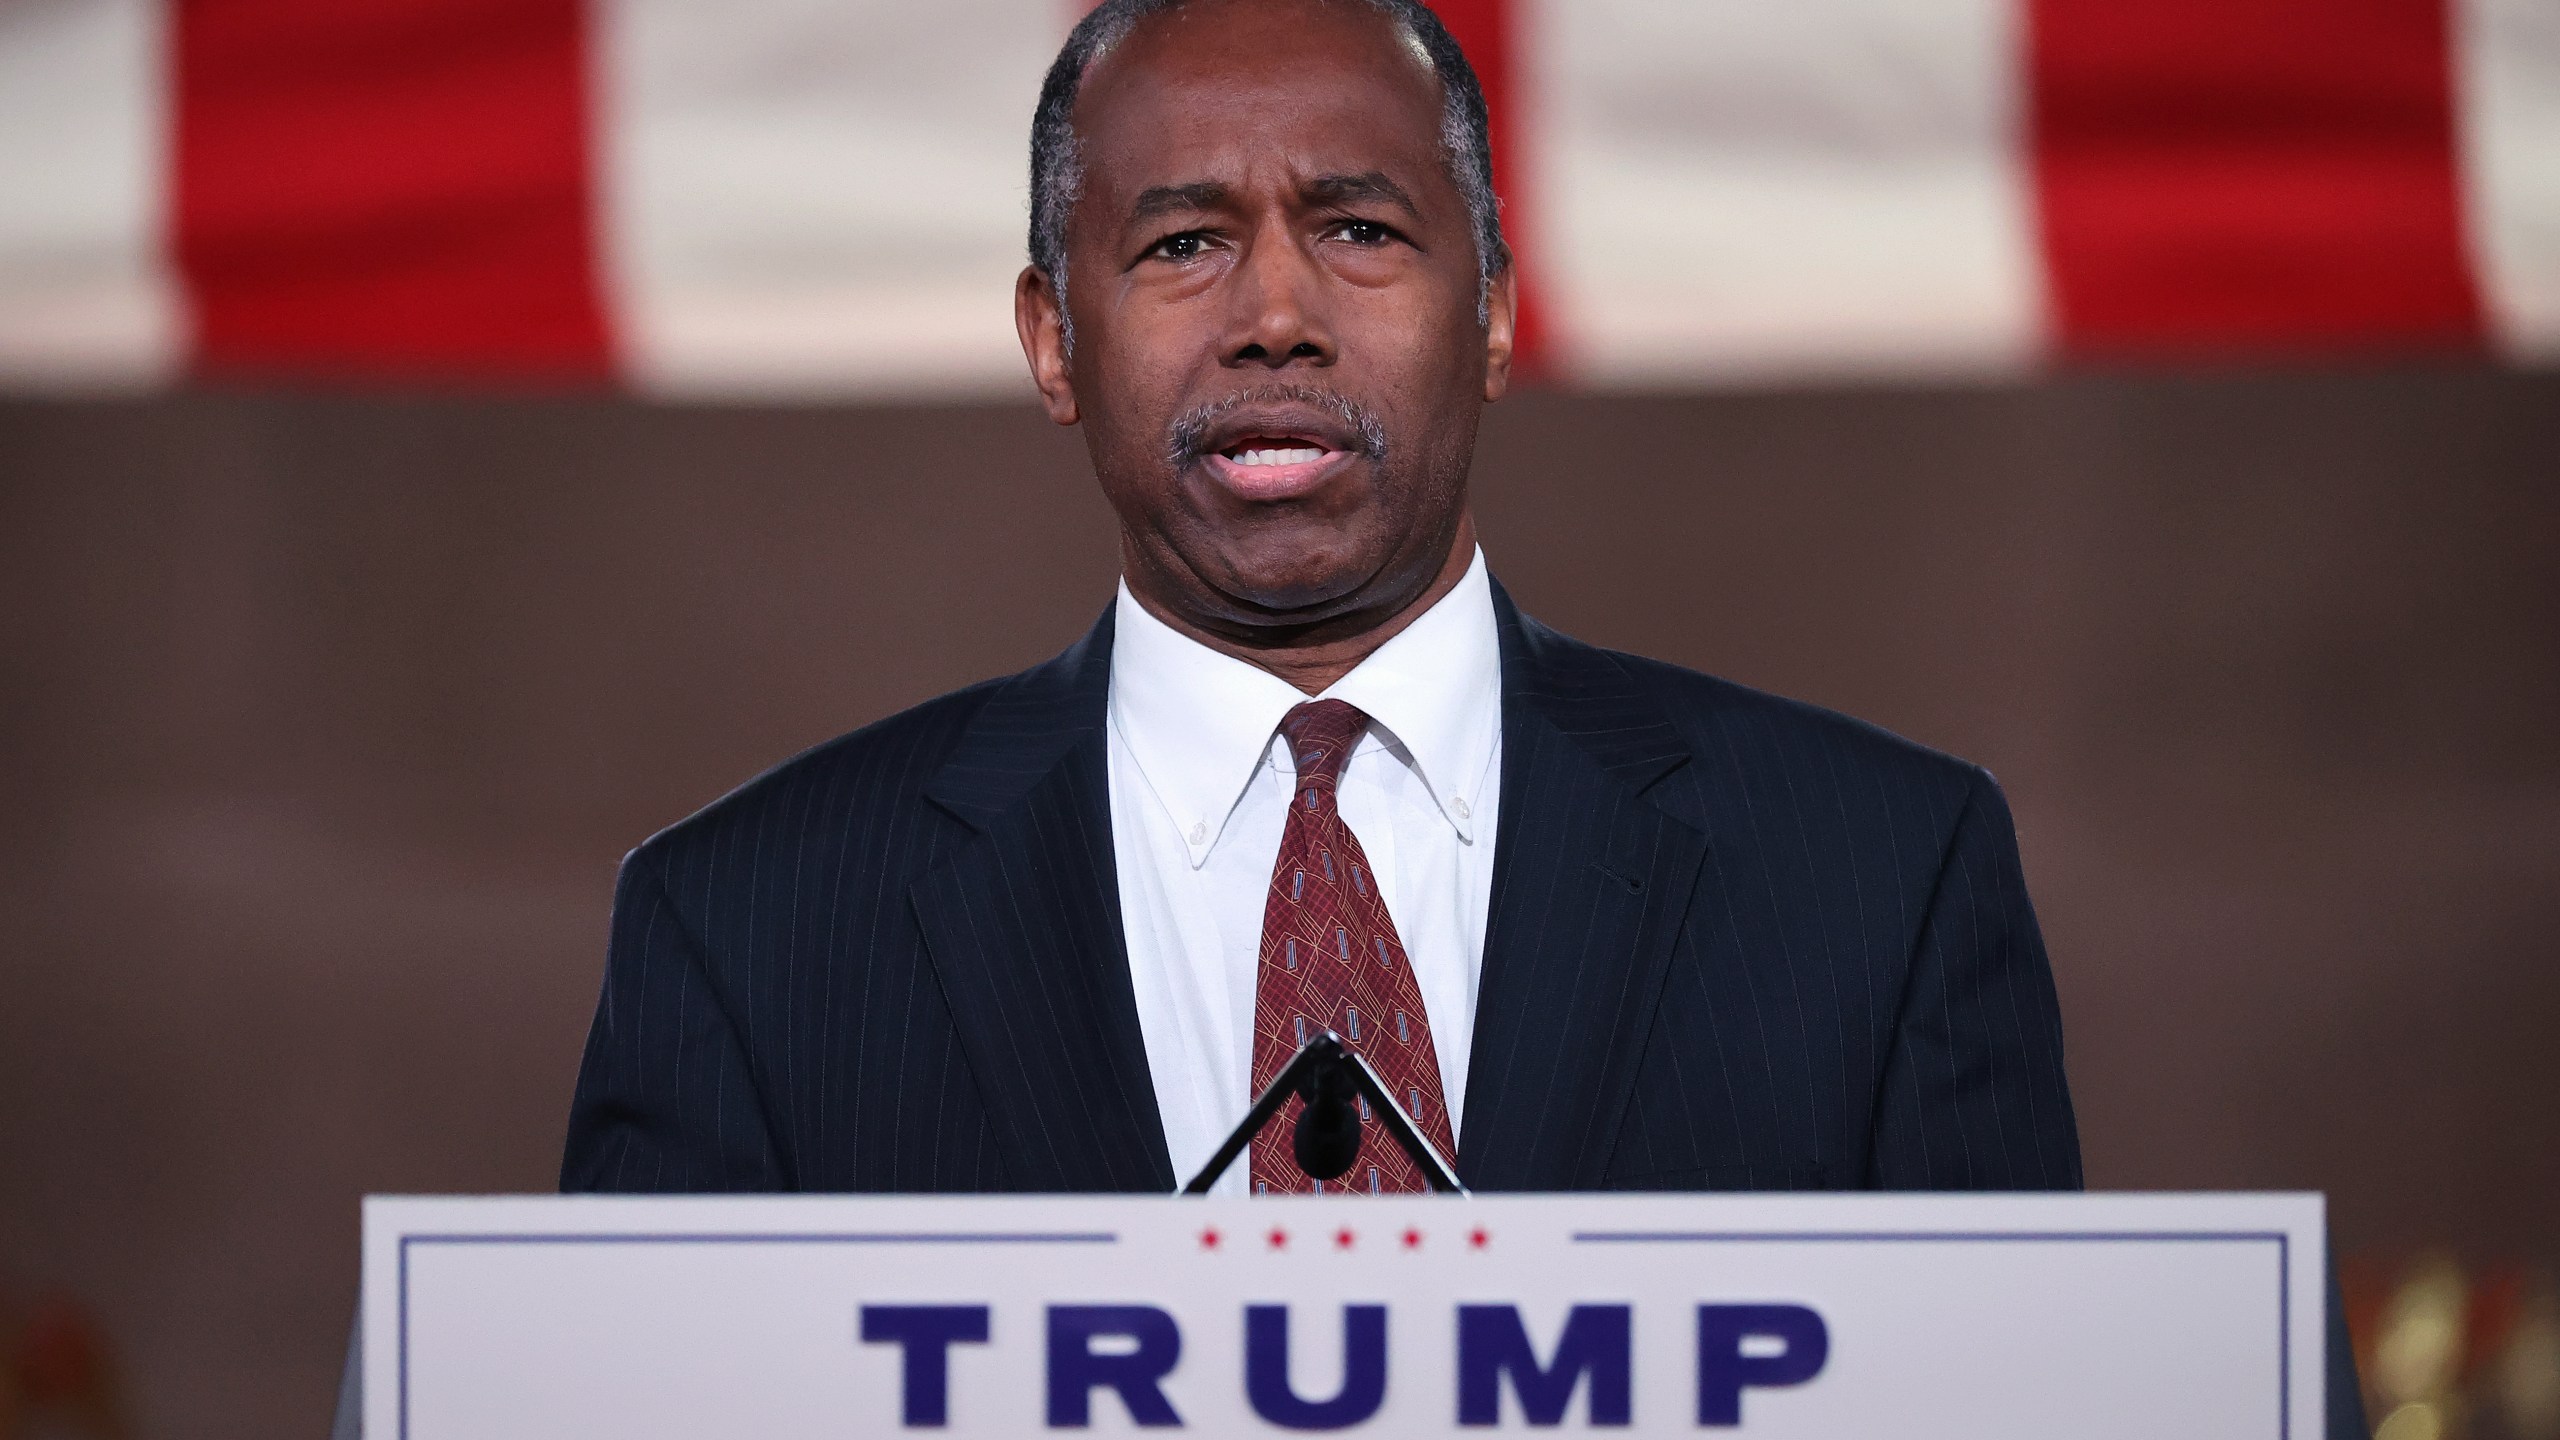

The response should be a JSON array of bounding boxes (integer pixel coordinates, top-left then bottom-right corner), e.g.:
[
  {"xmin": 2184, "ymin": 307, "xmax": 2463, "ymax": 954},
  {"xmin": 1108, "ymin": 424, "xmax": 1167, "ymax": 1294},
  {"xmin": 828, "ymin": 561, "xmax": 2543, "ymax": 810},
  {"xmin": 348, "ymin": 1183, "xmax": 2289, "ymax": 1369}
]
[{"xmin": 561, "ymin": 0, "xmax": 2079, "ymax": 1200}]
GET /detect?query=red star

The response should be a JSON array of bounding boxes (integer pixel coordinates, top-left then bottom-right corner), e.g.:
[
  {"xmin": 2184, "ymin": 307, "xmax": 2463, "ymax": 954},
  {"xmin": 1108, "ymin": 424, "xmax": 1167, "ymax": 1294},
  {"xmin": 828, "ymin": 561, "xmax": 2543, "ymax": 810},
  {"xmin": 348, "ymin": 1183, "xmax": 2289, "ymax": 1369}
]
[
  {"xmin": 1401, "ymin": 1228, "xmax": 1424, "ymax": 1250},
  {"xmin": 1199, "ymin": 1228, "xmax": 1221, "ymax": 1251},
  {"xmin": 1267, "ymin": 1227, "xmax": 1289, "ymax": 1251},
  {"xmin": 1468, "ymin": 1227, "xmax": 1491, "ymax": 1250},
  {"xmin": 1334, "ymin": 1227, "xmax": 1357, "ymax": 1251}
]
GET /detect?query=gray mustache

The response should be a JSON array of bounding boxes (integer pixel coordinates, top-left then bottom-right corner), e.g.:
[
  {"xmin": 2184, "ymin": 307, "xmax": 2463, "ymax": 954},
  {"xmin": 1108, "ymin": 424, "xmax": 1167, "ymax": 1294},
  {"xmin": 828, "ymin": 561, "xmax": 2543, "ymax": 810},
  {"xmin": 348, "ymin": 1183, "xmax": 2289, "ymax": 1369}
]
[{"xmin": 1166, "ymin": 386, "xmax": 1390, "ymax": 470}]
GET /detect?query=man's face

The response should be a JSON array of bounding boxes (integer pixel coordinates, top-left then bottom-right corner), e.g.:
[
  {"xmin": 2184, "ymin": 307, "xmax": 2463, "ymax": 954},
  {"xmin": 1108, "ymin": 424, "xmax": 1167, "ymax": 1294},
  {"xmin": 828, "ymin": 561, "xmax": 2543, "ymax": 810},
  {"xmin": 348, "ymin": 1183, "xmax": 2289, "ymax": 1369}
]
[{"xmin": 1017, "ymin": 0, "xmax": 1515, "ymax": 636}]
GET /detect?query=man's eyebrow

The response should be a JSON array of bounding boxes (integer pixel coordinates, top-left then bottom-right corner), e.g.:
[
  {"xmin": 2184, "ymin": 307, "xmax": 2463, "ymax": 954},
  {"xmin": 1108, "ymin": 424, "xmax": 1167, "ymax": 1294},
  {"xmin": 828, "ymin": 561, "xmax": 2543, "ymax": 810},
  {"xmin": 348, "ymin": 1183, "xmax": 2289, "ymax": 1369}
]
[
  {"xmin": 1302, "ymin": 171, "xmax": 1419, "ymax": 217},
  {"xmin": 1127, "ymin": 181, "xmax": 1230, "ymax": 225}
]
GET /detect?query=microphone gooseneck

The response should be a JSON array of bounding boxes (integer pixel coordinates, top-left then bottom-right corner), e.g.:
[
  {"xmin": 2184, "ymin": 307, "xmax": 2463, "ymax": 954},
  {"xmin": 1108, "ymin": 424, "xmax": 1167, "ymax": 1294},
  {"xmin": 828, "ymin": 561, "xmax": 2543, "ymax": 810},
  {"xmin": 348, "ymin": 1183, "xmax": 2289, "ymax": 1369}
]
[{"xmin": 1179, "ymin": 1033, "xmax": 1465, "ymax": 1194}]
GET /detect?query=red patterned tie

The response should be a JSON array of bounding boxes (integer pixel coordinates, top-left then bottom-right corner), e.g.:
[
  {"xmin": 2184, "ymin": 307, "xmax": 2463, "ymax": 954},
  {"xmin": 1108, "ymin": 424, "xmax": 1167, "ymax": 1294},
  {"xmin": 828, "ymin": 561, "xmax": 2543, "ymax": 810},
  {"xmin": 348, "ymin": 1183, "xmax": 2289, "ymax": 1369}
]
[{"xmin": 1250, "ymin": 700, "xmax": 1457, "ymax": 1194}]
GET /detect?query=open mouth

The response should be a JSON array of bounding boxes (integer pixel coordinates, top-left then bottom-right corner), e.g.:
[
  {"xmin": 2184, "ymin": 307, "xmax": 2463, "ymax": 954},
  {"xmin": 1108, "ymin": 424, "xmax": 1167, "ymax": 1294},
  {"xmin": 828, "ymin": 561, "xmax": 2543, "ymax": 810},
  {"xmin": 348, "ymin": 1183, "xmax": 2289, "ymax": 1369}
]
[
  {"xmin": 1203, "ymin": 434, "xmax": 1350, "ymax": 500},
  {"xmin": 1220, "ymin": 436, "xmax": 1333, "ymax": 468}
]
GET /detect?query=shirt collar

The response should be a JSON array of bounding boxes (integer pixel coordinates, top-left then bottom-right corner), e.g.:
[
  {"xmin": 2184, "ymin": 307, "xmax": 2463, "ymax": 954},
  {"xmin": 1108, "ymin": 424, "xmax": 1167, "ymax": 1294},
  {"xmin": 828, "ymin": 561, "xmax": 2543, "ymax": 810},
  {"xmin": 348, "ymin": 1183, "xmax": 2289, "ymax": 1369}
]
[
  {"xmin": 1319, "ymin": 549, "xmax": 1500, "ymax": 844},
  {"xmin": 1109, "ymin": 548, "xmax": 1502, "ymax": 867}
]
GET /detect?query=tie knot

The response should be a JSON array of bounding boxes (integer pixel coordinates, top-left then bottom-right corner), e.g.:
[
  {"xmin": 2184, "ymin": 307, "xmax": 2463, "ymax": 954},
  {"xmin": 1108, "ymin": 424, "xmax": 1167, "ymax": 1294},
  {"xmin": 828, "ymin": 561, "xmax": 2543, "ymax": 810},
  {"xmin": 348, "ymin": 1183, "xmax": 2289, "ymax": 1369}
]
[{"xmin": 1278, "ymin": 699, "xmax": 1369, "ymax": 786}]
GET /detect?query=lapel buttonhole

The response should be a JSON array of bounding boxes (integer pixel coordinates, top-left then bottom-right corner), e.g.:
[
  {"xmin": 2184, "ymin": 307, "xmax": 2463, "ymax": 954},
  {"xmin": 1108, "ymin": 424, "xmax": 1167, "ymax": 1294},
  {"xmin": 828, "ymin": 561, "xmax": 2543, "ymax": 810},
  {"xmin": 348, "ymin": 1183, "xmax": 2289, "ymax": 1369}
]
[{"xmin": 1591, "ymin": 860, "xmax": 1645, "ymax": 894}]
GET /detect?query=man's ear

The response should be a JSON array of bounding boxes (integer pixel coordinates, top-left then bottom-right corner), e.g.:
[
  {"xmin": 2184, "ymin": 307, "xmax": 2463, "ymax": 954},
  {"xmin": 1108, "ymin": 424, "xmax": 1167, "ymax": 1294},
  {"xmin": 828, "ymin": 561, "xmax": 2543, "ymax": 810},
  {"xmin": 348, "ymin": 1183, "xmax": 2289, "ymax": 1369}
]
[
  {"xmin": 1480, "ymin": 264, "xmax": 1518, "ymax": 403},
  {"xmin": 1015, "ymin": 266, "xmax": 1080, "ymax": 426}
]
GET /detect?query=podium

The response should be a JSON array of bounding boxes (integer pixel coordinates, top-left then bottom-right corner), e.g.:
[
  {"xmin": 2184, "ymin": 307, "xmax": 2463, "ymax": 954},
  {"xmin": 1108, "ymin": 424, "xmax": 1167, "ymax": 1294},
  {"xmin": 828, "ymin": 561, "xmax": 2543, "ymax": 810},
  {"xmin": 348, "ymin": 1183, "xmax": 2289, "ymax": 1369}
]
[{"xmin": 360, "ymin": 1191, "xmax": 2330, "ymax": 1437}]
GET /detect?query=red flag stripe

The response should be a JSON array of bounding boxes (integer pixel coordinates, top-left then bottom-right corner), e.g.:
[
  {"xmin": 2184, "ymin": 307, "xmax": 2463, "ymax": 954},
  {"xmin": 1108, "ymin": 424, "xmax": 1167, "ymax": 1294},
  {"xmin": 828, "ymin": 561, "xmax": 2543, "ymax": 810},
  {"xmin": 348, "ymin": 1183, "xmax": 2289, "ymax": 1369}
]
[
  {"xmin": 2030, "ymin": 0, "xmax": 2485, "ymax": 356},
  {"xmin": 174, "ymin": 0, "xmax": 610, "ymax": 380}
]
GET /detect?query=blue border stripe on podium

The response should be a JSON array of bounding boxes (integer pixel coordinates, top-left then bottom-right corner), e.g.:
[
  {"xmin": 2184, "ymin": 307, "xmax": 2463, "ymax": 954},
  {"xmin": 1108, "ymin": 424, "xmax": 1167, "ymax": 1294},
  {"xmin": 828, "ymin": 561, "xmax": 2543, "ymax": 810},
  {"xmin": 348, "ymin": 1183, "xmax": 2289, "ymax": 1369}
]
[{"xmin": 396, "ymin": 1231, "xmax": 1120, "ymax": 1440}]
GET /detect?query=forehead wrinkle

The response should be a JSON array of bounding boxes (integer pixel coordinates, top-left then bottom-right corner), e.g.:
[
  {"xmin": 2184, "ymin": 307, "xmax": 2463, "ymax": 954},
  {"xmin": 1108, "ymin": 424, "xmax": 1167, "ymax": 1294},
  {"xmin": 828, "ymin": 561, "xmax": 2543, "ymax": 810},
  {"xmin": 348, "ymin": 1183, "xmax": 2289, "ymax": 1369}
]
[
  {"xmin": 1121, "ymin": 166, "xmax": 1424, "ymax": 235},
  {"xmin": 1127, "ymin": 181, "xmax": 1231, "ymax": 225},
  {"xmin": 1301, "ymin": 170, "xmax": 1420, "ymax": 218},
  {"xmin": 1085, "ymin": 71, "xmax": 1445, "ymax": 228}
]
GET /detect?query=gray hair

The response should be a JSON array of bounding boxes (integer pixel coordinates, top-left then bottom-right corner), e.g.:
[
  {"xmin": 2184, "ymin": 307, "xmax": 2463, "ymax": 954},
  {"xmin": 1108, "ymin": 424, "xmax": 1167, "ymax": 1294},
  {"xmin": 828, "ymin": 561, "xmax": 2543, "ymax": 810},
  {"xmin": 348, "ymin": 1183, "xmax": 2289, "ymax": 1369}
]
[{"xmin": 1028, "ymin": 0, "xmax": 1511, "ymax": 351}]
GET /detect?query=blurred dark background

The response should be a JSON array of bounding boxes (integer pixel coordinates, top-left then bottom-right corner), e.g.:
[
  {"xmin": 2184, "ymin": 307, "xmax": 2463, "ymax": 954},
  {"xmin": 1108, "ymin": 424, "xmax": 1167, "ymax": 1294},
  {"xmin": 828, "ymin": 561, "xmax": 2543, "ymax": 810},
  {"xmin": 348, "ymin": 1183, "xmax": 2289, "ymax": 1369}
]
[{"xmin": 2, "ymin": 363, "xmax": 2554, "ymax": 1435}]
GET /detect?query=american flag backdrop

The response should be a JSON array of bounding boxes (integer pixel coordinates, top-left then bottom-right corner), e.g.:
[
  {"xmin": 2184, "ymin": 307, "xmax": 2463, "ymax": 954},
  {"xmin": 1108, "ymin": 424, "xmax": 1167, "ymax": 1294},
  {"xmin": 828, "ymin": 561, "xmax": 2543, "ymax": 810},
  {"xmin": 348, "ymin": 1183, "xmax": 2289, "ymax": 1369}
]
[{"xmin": 0, "ymin": 0, "xmax": 2554, "ymax": 397}]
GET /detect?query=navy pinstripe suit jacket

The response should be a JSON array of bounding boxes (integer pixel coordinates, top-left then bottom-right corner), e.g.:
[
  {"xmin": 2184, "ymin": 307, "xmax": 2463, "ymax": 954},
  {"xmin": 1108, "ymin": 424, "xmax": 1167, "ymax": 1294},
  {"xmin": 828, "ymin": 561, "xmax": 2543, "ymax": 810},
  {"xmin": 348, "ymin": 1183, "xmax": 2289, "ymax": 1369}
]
[{"xmin": 563, "ymin": 583, "xmax": 2081, "ymax": 1196}]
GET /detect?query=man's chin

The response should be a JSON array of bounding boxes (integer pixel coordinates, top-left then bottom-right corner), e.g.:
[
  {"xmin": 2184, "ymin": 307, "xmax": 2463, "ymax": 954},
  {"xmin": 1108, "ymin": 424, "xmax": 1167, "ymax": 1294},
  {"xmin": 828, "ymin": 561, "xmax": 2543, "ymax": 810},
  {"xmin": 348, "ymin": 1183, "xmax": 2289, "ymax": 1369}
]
[
  {"xmin": 1201, "ymin": 537, "xmax": 1472, "ymax": 639},
  {"xmin": 1208, "ymin": 573, "xmax": 1375, "ymax": 625},
  {"xmin": 1187, "ymin": 545, "xmax": 1389, "ymax": 628}
]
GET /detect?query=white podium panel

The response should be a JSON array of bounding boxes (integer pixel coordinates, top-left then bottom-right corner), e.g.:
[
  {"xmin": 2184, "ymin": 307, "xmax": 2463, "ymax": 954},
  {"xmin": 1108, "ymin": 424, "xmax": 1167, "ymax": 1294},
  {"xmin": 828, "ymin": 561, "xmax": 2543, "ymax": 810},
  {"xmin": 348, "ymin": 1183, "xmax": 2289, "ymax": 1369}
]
[{"xmin": 364, "ymin": 1192, "xmax": 2323, "ymax": 1438}]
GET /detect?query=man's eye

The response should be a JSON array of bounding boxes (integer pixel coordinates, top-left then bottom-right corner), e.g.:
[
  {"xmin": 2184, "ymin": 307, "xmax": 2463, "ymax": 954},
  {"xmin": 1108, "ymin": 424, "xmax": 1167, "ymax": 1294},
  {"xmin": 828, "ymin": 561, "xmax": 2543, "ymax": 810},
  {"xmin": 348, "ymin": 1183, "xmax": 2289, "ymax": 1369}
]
[
  {"xmin": 1149, "ymin": 233, "xmax": 1209, "ymax": 261},
  {"xmin": 1331, "ymin": 220, "xmax": 1391, "ymax": 246}
]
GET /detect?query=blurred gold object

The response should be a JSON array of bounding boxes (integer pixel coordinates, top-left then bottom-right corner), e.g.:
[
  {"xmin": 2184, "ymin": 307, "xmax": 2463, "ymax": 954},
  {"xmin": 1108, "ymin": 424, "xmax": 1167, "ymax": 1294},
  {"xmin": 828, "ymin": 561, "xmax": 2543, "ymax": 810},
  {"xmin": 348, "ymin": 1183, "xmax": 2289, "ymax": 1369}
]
[
  {"xmin": 2496, "ymin": 1282, "xmax": 2560, "ymax": 1440},
  {"xmin": 2380, "ymin": 1400, "xmax": 2448, "ymax": 1440},
  {"xmin": 2361, "ymin": 1255, "xmax": 2560, "ymax": 1440},
  {"xmin": 2379, "ymin": 1255, "xmax": 2473, "ymax": 1412}
]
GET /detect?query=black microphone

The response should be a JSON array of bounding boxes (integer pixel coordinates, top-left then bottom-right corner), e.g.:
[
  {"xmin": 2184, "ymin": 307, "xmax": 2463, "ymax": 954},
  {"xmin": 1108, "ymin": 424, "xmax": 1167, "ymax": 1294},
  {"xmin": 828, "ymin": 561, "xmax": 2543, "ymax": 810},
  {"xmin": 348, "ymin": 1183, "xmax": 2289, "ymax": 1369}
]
[
  {"xmin": 1180, "ymin": 1032, "xmax": 1464, "ymax": 1194},
  {"xmin": 1292, "ymin": 1054, "xmax": 1362, "ymax": 1181}
]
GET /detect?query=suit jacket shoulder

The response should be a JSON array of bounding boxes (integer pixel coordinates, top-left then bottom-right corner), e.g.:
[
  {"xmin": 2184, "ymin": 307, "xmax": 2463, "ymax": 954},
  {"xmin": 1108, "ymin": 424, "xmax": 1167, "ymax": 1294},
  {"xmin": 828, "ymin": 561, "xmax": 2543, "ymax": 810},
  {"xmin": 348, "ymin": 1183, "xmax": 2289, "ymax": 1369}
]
[
  {"xmin": 633, "ymin": 672, "xmax": 1002, "ymax": 880},
  {"xmin": 1609, "ymin": 644, "xmax": 1985, "ymax": 806},
  {"xmin": 1490, "ymin": 615, "xmax": 2077, "ymax": 1192},
  {"xmin": 1466, "ymin": 595, "xmax": 2073, "ymax": 1192},
  {"xmin": 564, "ymin": 623, "xmax": 1134, "ymax": 1194}
]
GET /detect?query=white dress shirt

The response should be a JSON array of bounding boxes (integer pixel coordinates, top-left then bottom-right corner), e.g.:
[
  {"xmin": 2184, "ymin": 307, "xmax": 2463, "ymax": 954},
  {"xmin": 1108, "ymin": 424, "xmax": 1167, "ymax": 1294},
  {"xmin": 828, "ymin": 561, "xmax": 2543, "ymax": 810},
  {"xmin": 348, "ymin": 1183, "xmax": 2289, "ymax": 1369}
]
[{"xmin": 1106, "ymin": 549, "xmax": 1504, "ymax": 1195}]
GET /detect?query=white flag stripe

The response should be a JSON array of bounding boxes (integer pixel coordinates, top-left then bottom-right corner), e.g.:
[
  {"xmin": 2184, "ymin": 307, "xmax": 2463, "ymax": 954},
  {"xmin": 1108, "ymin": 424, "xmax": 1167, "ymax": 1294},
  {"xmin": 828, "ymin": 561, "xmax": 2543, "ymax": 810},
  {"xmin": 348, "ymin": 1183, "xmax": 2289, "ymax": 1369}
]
[
  {"xmin": 598, "ymin": 0, "xmax": 1060, "ymax": 398},
  {"xmin": 2457, "ymin": 0, "xmax": 2560, "ymax": 359},
  {"xmin": 0, "ymin": 0, "xmax": 180, "ymax": 389},
  {"xmin": 1527, "ymin": 0, "xmax": 2044, "ymax": 385}
]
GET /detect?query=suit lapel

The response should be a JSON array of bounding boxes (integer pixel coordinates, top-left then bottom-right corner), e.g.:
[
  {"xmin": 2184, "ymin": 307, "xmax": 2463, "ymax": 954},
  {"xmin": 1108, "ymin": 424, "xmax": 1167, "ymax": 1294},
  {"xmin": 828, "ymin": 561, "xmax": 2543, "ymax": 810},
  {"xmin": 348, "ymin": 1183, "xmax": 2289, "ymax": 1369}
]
[
  {"xmin": 912, "ymin": 610, "xmax": 1177, "ymax": 1192},
  {"xmin": 1459, "ymin": 587, "xmax": 1712, "ymax": 1190}
]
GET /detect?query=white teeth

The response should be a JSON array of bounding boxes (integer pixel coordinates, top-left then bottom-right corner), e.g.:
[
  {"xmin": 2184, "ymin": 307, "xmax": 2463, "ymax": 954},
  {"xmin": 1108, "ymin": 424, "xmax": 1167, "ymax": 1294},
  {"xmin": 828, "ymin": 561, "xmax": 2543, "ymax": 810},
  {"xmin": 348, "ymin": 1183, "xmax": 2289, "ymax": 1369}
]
[{"xmin": 1233, "ymin": 447, "xmax": 1326, "ymax": 467}]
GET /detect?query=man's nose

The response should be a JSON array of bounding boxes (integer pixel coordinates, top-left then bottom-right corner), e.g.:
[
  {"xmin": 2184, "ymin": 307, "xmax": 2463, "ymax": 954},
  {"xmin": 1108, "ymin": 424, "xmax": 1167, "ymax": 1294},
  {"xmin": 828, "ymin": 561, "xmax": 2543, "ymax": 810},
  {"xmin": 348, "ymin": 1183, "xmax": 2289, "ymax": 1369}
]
[{"xmin": 1222, "ymin": 225, "xmax": 1336, "ymax": 368}]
